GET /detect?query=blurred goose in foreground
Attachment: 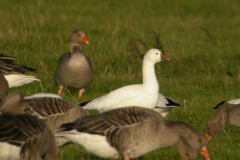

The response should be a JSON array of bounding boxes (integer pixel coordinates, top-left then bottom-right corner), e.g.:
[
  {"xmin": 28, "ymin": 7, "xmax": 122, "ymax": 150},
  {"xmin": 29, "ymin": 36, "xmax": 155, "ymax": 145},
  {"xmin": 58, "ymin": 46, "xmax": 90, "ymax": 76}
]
[
  {"xmin": 0, "ymin": 93, "xmax": 58, "ymax": 160},
  {"xmin": 153, "ymin": 93, "xmax": 181, "ymax": 117},
  {"xmin": 82, "ymin": 49, "xmax": 169, "ymax": 113},
  {"xmin": 0, "ymin": 92, "xmax": 89, "ymax": 147},
  {"xmin": 177, "ymin": 137, "xmax": 197, "ymax": 160},
  {"xmin": 0, "ymin": 54, "xmax": 39, "ymax": 99},
  {"xmin": 54, "ymin": 29, "xmax": 93, "ymax": 99},
  {"xmin": 57, "ymin": 107, "xmax": 210, "ymax": 160},
  {"xmin": 205, "ymin": 101, "xmax": 240, "ymax": 141},
  {"xmin": 0, "ymin": 70, "xmax": 8, "ymax": 100}
]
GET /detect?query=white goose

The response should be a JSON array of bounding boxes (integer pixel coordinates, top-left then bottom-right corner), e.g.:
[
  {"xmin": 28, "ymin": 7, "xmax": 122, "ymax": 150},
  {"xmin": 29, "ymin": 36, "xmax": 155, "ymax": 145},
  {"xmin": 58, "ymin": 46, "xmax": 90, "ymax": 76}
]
[
  {"xmin": 82, "ymin": 49, "xmax": 169, "ymax": 113},
  {"xmin": 153, "ymin": 93, "xmax": 181, "ymax": 117}
]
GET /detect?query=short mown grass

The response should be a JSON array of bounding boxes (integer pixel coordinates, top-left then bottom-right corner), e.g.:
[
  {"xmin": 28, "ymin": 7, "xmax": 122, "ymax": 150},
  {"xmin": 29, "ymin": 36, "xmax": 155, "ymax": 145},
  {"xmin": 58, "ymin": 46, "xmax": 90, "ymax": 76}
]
[{"xmin": 1, "ymin": 0, "xmax": 240, "ymax": 159}]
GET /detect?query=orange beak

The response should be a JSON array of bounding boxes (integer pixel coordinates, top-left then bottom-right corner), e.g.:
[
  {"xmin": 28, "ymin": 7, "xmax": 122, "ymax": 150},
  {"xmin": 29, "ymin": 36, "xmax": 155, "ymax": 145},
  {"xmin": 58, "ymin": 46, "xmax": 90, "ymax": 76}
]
[
  {"xmin": 161, "ymin": 54, "xmax": 169, "ymax": 61},
  {"xmin": 80, "ymin": 34, "xmax": 89, "ymax": 44},
  {"xmin": 198, "ymin": 146, "xmax": 210, "ymax": 160},
  {"xmin": 205, "ymin": 132, "xmax": 212, "ymax": 142}
]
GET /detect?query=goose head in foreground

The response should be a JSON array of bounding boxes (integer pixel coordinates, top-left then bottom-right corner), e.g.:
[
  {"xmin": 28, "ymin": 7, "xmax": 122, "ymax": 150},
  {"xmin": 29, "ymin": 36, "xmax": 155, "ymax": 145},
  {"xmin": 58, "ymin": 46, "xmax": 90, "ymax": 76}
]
[
  {"xmin": 58, "ymin": 107, "xmax": 209, "ymax": 160},
  {"xmin": 177, "ymin": 137, "xmax": 197, "ymax": 160},
  {"xmin": 205, "ymin": 101, "xmax": 240, "ymax": 142},
  {"xmin": 81, "ymin": 49, "xmax": 169, "ymax": 113},
  {"xmin": 0, "ymin": 92, "xmax": 25, "ymax": 114},
  {"xmin": 0, "ymin": 94, "xmax": 58, "ymax": 160},
  {"xmin": 55, "ymin": 29, "xmax": 93, "ymax": 99}
]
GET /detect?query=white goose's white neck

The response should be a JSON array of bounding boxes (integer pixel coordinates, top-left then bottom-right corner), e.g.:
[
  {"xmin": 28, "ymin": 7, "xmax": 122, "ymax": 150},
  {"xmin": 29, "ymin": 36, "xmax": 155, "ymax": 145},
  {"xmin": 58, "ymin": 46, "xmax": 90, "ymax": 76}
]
[{"xmin": 142, "ymin": 60, "xmax": 159, "ymax": 93}]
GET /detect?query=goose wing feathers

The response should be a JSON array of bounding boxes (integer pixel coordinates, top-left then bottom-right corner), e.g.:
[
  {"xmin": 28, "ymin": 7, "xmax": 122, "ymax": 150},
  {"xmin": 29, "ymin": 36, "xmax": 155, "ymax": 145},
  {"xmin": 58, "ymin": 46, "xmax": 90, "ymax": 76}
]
[
  {"xmin": 61, "ymin": 107, "xmax": 162, "ymax": 136},
  {"xmin": 0, "ymin": 54, "xmax": 36, "ymax": 74},
  {"xmin": 24, "ymin": 98, "xmax": 75, "ymax": 118},
  {"xmin": 83, "ymin": 85, "xmax": 143, "ymax": 111},
  {"xmin": 0, "ymin": 114, "xmax": 44, "ymax": 145}
]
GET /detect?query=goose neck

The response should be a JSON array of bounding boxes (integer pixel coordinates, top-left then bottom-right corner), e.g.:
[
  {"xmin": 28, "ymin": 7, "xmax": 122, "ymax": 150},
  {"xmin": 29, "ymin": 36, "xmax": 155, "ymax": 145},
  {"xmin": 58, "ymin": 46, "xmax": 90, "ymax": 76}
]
[
  {"xmin": 69, "ymin": 43, "xmax": 82, "ymax": 54},
  {"xmin": 214, "ymin": 105, "xmax": 228, "ymax": 125},
  {"xmin": 142, "ymin": 61, "xmax": 158, "ymax": 88}
]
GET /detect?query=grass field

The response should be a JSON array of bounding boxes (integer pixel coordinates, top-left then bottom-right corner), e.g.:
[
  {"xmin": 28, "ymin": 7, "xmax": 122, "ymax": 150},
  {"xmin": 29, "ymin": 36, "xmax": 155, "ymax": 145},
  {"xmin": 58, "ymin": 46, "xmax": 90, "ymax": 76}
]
[{"xmin": 1, "ymin": 0, "xmax": 240, "ymax": 159}]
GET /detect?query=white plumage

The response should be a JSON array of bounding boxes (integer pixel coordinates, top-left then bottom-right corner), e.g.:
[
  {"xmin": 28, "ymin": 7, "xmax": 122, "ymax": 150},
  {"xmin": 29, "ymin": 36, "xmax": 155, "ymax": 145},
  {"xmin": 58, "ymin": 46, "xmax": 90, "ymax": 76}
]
[
  {"xmin": 153, "ymin": 93, "xmax": 181, "ymax": 117},
  {"xmin": 226, "ymin": 98, "xmax": 240, "ymax": 104},
  {"xmin": 24, "ymin": 93, "xmax": 62, "ymax": 100},
  {"xmin": 5, "ymin": 74, "xmax": 40, "ymax": 88},
  {"xmin": 82, "ymin": 49, "xmax": 169, "ymax": 113}
]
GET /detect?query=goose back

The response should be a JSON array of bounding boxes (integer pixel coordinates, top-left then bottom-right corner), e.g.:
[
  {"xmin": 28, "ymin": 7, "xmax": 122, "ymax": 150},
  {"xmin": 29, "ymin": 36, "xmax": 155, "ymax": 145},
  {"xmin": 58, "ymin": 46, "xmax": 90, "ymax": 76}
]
[
  {"xmin": 0, "ymin": 114, "xmax": 57, "ymax": 160},
  {"xmin": 0, "ymin": 70, "xmax": 8, "ymax": 100},
  {"xmin": 60, "ymin": 107, "xmax": 209, "ymax": 159},
  {"xmin": 206, "ymin": 103, "xmax": 240, "ymax": 140}
]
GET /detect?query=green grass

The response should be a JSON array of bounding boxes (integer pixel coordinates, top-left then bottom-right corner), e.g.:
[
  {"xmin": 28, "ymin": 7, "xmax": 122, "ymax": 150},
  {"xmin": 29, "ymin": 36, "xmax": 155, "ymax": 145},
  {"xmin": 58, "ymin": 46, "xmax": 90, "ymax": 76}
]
[{"xmin": 1, "ymin": 0, "xmax": 240, "ymax": 159}]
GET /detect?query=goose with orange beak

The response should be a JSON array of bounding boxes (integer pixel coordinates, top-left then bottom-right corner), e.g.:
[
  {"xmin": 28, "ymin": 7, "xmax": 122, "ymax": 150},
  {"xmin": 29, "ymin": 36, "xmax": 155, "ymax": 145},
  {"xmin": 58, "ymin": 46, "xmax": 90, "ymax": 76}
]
[
  {"xmin": 205, "ymin": 100, "xmax": 240, "ymax": 142},
  {"xmin": 57, "ymin": 107, "xmax": 210, "ymax": 160},
  {"xmin": 54, "ymin": 29, "xmax": 93, "ymax": 99}
]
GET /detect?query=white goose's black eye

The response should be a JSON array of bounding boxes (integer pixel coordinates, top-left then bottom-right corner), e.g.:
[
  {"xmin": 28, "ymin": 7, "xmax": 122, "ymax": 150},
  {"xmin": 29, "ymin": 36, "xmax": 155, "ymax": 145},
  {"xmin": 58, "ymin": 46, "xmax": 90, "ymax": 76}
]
[{"xmin": 156, "ymin": 53, "xmax": 158, "ymax": 55}]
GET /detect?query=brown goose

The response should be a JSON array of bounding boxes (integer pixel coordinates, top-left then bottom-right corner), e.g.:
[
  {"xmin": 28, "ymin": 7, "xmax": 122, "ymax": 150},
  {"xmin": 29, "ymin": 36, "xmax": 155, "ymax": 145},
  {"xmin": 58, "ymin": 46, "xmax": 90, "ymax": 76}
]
[
  {"xmin": 205, "ymin": 101, "xmax": 240, "ymax": 141},
  {"xmin": 0, "ymin": 94, "xmax": 58, "ymax": 160},
  {"xmin": 0, "ymin": 53, "xmax": 39, "ymax": 99},
  {"xmin": 0, "ymin": 92, "xmax": 89, "ymax": 147},
  {"xmin": 54, "ymin": 29, "xmax": 93, "ymax": 99},
  {"xmin": 0, "ymin": 70, "xmax": 8, "ymax": 100},
  {"xmin": 57, "ymin": 107, "xmax": 210, "ymax": 160},
  {"xmin": 177, "ymin": 137, "xmax": 197, "ymax": 160}
]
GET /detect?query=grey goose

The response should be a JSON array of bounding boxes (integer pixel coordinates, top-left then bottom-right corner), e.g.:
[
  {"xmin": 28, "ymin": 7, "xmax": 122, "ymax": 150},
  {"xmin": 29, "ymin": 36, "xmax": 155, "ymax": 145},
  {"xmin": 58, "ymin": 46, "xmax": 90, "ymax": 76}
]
[
  {"xmin": 58, "ymin": 107, "xmax": 210, "ymax": 160},
  {"xmin": 0, "ymin": 93, "xmax": 57, "ymax": 160},
  {"xmin": 54, "ymin": 29, "xmax": 93, "ymax": 99},
  {"xmin": 205, "ymin": 101, "xmax": 240, "ymax": 141},
  {"xmin": 0, "ymin": 92, "xmax": 89, "ymax": 147}
]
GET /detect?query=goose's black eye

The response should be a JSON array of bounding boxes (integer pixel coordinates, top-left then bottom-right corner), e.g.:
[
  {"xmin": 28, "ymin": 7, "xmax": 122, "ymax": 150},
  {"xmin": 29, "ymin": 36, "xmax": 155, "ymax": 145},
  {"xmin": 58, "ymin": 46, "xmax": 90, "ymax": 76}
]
[
  {"xmin": 156, "ymin": 53, "xmax": 158, "ymax": 55},
  {"xmin": 199, "ymin": 139, "xmax": 202, "ymax": 142},
  {"xmin": 206, "ymin": 127, "xmax": 210, "ymax": 130},
  {"xmin": 186, "ymin": 154, "xmax": 189, "ymax": 157}
]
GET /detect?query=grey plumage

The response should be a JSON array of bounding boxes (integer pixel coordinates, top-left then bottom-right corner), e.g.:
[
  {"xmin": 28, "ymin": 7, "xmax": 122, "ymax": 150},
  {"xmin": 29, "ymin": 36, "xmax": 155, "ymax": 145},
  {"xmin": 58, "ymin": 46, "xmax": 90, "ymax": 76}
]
[
  {"xmin": 0, "ymin": 53, "xmax": 38, "ymax": 100},
  {"xmin": 0, "ymin": 70, "xmax": 8, "ymax": 100},
  {"xmin": 60, "ymin": 107, "xmax": 209, "ymax": 159},
  {"xmin": 205, "ymin": 102, "xmax": 240, "ymax": 141},
  {"xmin": 54, "ymin": 29, "xmax": 93, "ymax": 98},
  {"xmin": 0, "ymin": 92, "xmax": 89, "ymax": 147},
  {"xmin": 0, "ymin": 93, "xmax": 57, "ymax": 160},
  {"xmin": 177, "ymin": 138, "xmax": 197, "ymax": 160},
  {"xmin": 0, "ymin": 114, "xmax": 57, "ymax": 160}
]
